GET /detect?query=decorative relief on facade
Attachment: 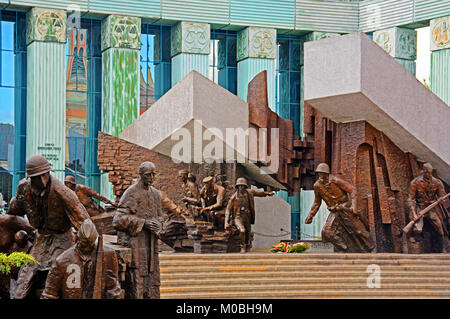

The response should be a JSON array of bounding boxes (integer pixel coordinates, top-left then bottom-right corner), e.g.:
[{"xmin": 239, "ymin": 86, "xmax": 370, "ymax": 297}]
[
  {"xmin": 237, "ymin": 27, "xmax": 276, "ymax": 62},
  {"xmin": 101, "ymin": 15, "xmax": 141, "ymax": 52},
  {"xmin": 374, "ymin": 27, "xmax": 416, "ymax": 60},
  {"xmin": 430, "ymin": 16, "xmax": 450, "ymax": 51},
  {"xmin": 171, "ymin": 22, "xmax": 210, "ymax": 57},
  {"xmin": 303, "ymin": 32, "xmax": 340, "ymax": 42},
  {"xmin": 26, "ymin": 8, "xmax": 66, "ymax": 45}
]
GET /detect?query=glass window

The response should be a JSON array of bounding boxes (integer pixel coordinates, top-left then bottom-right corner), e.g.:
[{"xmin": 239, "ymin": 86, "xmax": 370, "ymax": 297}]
[
  {"xmin": 209, "ymin": 30, "xmax": 237, "ymax": 95},
  {"xmin": 140, "ymin": 24, "xmax": 171, "ymax": 114},
  {"xmin": 0, "ymin": 10, "xmax": 26, "ymax": 210},
  {"xmin": 65, "ymin": 19, "xmax": 102, "ymax": 191},
  {"xmin": 275, "ymin": 35, "xmax": 302, "ymax": 136}
]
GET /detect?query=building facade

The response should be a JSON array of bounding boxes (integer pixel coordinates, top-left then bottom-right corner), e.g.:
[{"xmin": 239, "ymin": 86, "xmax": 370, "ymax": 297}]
[{"xmin": 0, "ymin": 0, "xmax": 449, "ymax": 240}]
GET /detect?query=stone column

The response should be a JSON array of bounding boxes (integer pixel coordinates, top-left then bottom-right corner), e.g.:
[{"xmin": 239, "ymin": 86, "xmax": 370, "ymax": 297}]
[
  {"xmin": 101, "ymin": 15, "xmax": 141, "ymax": 137},
  {"xmin": 101, "ymin": 15, "xmax": 141, "ymax": 200},
  {"xmin": 373, "ymin": 27, "xmax": 417, "ymax": 75},
  {"xmin": 237, "ymin": 27, "xmax": 277, "ymax": 110},
  {"xmin": 430, "ymin": 16, "xmax": 450, "ymax": 105},
  {"xmin": 26, "ymin": 8, "xmax": 67, "ymax": 181},
  {"xmin": 171, "ymin": 21, "xmax": 210, "ymax": 86}
]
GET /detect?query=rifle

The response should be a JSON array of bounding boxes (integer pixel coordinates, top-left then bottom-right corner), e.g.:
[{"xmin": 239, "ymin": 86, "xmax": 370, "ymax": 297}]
[
  {"xmin": 92, "ymin": 230, "xmax": 103, "ymax": 299},
  {"xmin": 402, "ymin": 192, "xmax": 450, "ymax": 234}
]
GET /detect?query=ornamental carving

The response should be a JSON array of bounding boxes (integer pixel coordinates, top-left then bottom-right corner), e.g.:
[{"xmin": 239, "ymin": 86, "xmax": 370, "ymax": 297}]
[
  {"xmin": 26, "ymin": 8, "xmax": 66, "ymax": 45},
  {"xmin": 373, "ymin": 27, "xmax": 416, "ymax": 60},
  {"xmin": 171, "ymin": 22, "xmax": 210, "ymax": 57},
  {"xmin": 237, "ymin": 27, "xmax": 276, "ymax": 62},
  {"xmin": 101, "ymin": 15, "xmax": 141, "ymax": 51},
  {"xmin": 431, "ymin": 16, "xmax": 450, "ymax": 51}
]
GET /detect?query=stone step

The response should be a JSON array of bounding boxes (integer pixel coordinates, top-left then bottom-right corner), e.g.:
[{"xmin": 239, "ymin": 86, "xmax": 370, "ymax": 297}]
[
  {"xmin": 160, "ymin": 252, "xmax": 450, "ymax": 260},
  {"xmin": 160, "ymin": 258, "xmax": 450, "ymax": 267},
  {"xmin": 161, "ymin": 271, "xmax": 450, "ymax": 280},
  {"xmin": 161, "ymin": 283, "xmax": 450, "ymax": 294},
  {"xmin": 161, "ymin": 264, "xmax": 450, "ymax": 273},
  {"xmin": 161, "ymin": 277, "xmax": 450, "ymax": 287},
  {"xmin": 161, "ymin": 289, "xmax": 450, "ymax": 299}
]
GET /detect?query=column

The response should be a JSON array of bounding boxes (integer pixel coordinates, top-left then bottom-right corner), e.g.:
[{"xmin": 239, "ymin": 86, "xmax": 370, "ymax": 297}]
[
  {"xmin": 237, "ymin": 27, "xmax": 276, "ymax": 110},
  {"xmin": 26, "ymin": 8, "xmax": 67, "ymax": 181},
  {"xmin": 171, "ymin": 21, "xmax": 210, "ymax": 86},
  {"xmin": 373, "ymin": 27, "xmax": 417, "ymax": 75},
  {"xmin": 430, "ymin": 16, "xmax": 450, "ymax": 105},
  {"xmin": 101, "ymin": 15, "xmax": 141, "ymax": 199}
]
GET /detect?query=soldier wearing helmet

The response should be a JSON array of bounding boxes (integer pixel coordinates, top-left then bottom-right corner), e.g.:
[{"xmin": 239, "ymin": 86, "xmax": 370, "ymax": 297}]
[
  {"xmin": 7, "ymin": 155, "xmax": 90, "ymax": 299},
  {"xmin": 225, "ymin": 177, "xmax": 274, "ymax": 253},
  {"xmin": 305, "ymin": 163, "xmax": 374, "ymax": 253},
  {"xmin": 406, "ymin": 162, "xmax": 449, "ymax": 253},
  {"xmin": 178, "ymin": 169, "xmax": 200, "ymax": 218},
  {"xmin": 198, "ymin": 176, "xmax": 226, "ymax": 225},
  {"xmin": 64, "ymin": 175, "xmax": 115, "ymax": 217}
]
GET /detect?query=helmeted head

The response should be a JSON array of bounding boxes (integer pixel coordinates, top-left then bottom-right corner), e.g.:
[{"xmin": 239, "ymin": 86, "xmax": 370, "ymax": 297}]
[
  {"xmin": 64, "ymin": 175, "xmax": 76, "ymax": 190},
  {"xmin": 14, "ymin": 230, "xmax": 29, "ymax": 249},
  {"xmin": 315, "ymin": 163, "xmax": 330, "ymax": 182},
  {"xmin": 178, "ymin": 169, "xmax": 188, "ymax": 182},
  {"xmin": 77, "ymin": 219, "xmax": 98, "ymax": 255},
  {"xmin": 423, "ymin": 162, "xmax": 433, "ymax": 179},
  {"xmin": 235, "ymin": 177, "xmax": 248, "ymax": 193},
  {"xmin": 203, "ymin": 176, "xmax": 213, "ymax": 187},
  {"xmin": 26, "ymin": 155, "xmax": 51, "ymax": 190},
  {"xmin": 187, "ymin": 173, "xmax": 196, "ymax": 183},
  {"xmin": 139, "ymin": 162, "xmax": 156, "ymax": 187}
]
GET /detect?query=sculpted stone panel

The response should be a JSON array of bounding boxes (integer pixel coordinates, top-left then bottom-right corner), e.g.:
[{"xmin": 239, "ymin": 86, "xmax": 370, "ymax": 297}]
[
  {"xmin": 171, "ymin": 22, "xmax": 210, "ymax": 57},
  {"xmin": 101, "ymin": 15, "xmax": 141, "ymax": 51},
  {"xmin": 237, "ymin": 27, "xmax": 276, "ymax": 61},
  {"xmin": 26, "ymin": 8, "xmax": 66, "ymax": 45},
  {"xmin": 374, "ymin": 27, "xmax": 416, "ymax": 60},
  {"xmin": 430, "ymin": 16, "xmax": 450, "ymax": 51}
]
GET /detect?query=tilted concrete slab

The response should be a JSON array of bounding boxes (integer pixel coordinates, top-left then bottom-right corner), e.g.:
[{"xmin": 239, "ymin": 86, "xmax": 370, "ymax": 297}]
[
  {"xmin": 304, "ymin": 32, "xmax": 450, "ymax": 184},
  {"xmin": 119, "ymin": 70, "xmax": 286, "ymax": 190}
]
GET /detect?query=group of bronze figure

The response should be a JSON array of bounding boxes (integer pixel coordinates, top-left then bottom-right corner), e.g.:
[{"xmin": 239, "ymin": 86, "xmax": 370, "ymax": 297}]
[{"xmin": 0, "ymin": 154, "xmax": 448, "ymax": 299}]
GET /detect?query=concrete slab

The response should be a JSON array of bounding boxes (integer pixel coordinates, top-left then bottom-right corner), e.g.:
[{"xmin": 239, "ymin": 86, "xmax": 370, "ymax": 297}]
[{"xmin": 304, "ymin": 32, "xmax": 450, "ymax": 184}]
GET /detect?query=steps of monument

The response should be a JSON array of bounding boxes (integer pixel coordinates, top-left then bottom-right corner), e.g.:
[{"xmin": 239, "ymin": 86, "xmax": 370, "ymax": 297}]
[
  {"xmin": 161, "ymin": 277, "xmax": 450, "ymax": 287},
  {"xmin": 161, "ymin": 289, "xmax": 450, "ymax": 299},
  {"xmin": 161, "ymin": 271, "xmax": 450, "ymax": 281},
  {"xmin": 159, "ymin": 253, "xmax": 450, "ymax": 299}
]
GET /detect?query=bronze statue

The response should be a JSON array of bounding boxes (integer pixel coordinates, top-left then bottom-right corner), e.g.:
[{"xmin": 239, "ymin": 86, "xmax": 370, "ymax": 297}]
[
  {"xmin": 41, "ymin": 219, "xmax": 122, "ymax": 299},
  {"xmin": 199, "ymin": 176, "xmax": 226, "ymax": 226},
  {"xmin": 0, "ymin": 214, "xmax": 35, "ymax": 299},
  {"xmin": 7, "ymin": 155, "xmax": 90, "ymax": 299},
  {"xmin": 305, "ymin": 163, "xmax": 374, "ymax": 253},
  {"xmin": 224, "ymin": 177, "xmax": 274, "ymax": 253},
  {"xmin": 406, "ymin": 162, "xmax": 449, "ymax": 253},
  {"xmin": 64, "ymin": 175, "xmax": 115, "ymax": 217},
  {"xmin": 113, "ymin": 162, "xmax": 186, "ymax": 299},
  {"xmin": 178, "ymin": 169, "xmax": 201, "ymax": 218}
]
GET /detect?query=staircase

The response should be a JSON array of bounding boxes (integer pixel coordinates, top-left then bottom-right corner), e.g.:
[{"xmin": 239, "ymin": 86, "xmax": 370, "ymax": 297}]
[{"xmin": 160, "ymin": 252, "xmax": 450, "ymax": 298}]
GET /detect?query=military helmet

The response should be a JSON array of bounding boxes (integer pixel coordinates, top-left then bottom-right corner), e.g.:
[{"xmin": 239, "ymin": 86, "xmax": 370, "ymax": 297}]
[
  {"xmin": 423, "ymin": 162, "xmax": 433, "ymax": 171},
  {"xmin": 64, "ymin": 175, "xmax": 76, "ymax": 185},
  {"xmin": 235, "ymin": 177, "xmax": 248, "ymax": 188},
  {"xmin": 26, "ymin": 155, "xmax": 51, "ymax": 177},
  {"xmin": 315, "ymin": 163, "xmax": 330, "ymax": 174},
  {"xmin": 203, "ymin": 176, "xmax": 213, "ymax": 183},
  {"xmin": 178, "ymin": 169, "xmax": 188, "ymax": 177}
]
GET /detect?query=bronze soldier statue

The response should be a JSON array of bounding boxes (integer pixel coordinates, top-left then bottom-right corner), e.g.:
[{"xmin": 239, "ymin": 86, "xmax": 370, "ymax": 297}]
[
  {"xmin": 305, "ymin": 163, "xmax": 374, "ymax": 253},
  {"xmin": 64, "ymin": 175, "xmax": 115, "ymax": 217},
  {"xmin": 178, "ymin": 169, "xmax": 200, "ymax": 218},
  {"xmin": 406, "ymin": 162, "xmax": 449, "ymax": 253},
  {"xmin": 41, "ymin": 219, "xmax": 122, "ymax": 299},
  {"xmin": 199, "ymin": 176, "xmax": 226, "ymax": 226},
  {"xmin": 112, "ymin": 162, "xmax": 185, "ymax": 299},
  {"xmin": 7, "ymin": 155, "xmax": 90, "ymax": 299},
  {"xmin": 224, "ymin": 177, "xmax": 274, "ymax": 253}
]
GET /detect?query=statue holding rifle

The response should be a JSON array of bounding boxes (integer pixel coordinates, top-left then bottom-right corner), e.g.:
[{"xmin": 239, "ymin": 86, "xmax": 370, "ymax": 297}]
[{"xmin": 405, "ymin": 162, "xmax": 449, "ymax": 253}]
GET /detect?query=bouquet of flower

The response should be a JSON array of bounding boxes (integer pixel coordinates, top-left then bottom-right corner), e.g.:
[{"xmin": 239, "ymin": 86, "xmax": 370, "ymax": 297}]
[{"xmin": 270, "ymin": 242, "xmax": 311, "ymax": 253}]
